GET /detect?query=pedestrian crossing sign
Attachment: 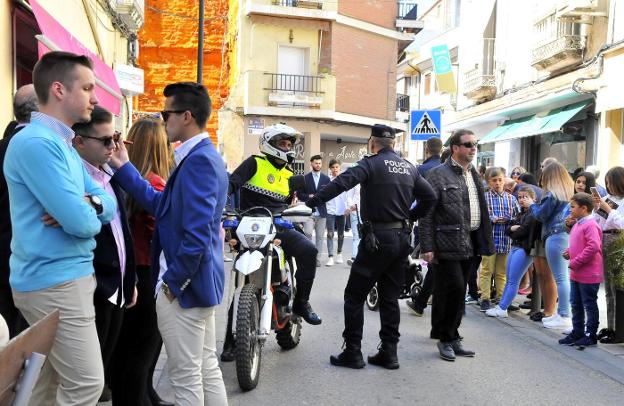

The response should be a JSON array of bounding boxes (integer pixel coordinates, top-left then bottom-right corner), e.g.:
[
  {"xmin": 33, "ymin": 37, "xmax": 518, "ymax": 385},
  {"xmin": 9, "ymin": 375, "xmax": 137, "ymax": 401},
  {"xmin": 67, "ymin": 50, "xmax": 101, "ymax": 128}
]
[{"xmin": 410, "ymin": 110, "xmax": 441, "ymax": 141}]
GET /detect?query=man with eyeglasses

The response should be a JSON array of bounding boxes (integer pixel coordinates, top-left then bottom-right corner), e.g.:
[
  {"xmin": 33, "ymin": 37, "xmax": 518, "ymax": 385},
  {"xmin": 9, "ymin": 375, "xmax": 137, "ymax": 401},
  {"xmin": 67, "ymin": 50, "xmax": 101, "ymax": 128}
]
[
  {"xmin": 3, "ymin": 51, "xmax": 117, "ymax": 404},
  {"xmin": 72, "ymin": 105, "xmax": 138, "ymax": 402},
  {"xmin": 419, "ymin": 129, "xmax": 495, "ymax": 362},
  {"xmin": 109, "ymin": 81, "xmax": 228, "ymax": 405}
]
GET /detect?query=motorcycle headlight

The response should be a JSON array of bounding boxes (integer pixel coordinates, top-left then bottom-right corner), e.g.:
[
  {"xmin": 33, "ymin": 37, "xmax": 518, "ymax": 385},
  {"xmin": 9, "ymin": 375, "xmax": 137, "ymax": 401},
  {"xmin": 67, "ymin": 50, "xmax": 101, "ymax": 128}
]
[{"xmin": 244, "ymin": 234, "xmax": 264, "ymax": 249}]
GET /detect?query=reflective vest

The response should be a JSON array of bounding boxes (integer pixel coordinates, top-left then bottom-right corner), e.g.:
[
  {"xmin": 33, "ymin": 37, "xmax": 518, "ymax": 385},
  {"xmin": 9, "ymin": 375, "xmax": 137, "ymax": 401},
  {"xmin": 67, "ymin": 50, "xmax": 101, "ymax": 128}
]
[{"xmin": 243, "ymin": 156, "xmax": 293, "ymax": 201}]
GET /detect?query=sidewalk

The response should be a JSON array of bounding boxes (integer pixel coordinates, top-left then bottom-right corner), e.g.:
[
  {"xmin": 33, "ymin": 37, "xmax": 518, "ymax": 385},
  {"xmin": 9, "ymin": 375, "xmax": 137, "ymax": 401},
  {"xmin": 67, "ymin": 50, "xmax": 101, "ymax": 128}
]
[{"xmin": 470, "ymin": 285, "xmax": 624, "ymax": 384}]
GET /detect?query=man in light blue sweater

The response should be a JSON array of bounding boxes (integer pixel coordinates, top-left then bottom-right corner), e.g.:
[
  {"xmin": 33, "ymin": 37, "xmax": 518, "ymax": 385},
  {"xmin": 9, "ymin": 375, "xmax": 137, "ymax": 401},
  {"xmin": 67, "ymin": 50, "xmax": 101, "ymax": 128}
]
[{"xmin": 3, "ymin": 51, "xmax": 116, "ymax": 405}]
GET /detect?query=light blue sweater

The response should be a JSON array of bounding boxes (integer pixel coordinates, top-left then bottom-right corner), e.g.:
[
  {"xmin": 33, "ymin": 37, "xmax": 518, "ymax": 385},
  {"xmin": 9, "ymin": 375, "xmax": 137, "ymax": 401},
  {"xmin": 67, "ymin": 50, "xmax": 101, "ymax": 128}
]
[{"xmin": 3, "ymin": 119, "xmax": 116, "ymax": 292}]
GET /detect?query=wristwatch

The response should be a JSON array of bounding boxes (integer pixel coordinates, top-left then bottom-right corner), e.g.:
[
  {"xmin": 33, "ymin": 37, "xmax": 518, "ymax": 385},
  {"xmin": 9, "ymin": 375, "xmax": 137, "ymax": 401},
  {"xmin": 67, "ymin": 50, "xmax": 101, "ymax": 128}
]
[{"xmin": 88, "ymin": 194, "xmax": 103, "ymax": 215}]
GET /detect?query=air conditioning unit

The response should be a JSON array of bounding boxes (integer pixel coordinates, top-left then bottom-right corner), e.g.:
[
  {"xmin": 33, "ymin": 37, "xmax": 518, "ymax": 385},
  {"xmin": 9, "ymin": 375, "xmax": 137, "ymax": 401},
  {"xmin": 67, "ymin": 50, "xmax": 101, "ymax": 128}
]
[
  {"xmin": 110, "ymin": 0, "xmax": 145, "ymax": 31},
  {"xmin": 557, "ymin": 0, "xmax": 598, "ymax": 17}
]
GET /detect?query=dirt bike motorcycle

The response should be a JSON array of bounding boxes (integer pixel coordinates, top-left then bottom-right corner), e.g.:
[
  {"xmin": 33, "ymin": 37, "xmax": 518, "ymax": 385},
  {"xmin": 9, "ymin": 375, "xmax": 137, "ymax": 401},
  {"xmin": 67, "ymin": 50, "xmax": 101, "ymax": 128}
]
[
  {"xmin": 366, "ymin": 244, "xmax": 424, "ymax": 311},
  {"xmin": 222, "ymin": 204, "xmax": 312, "ymax": 391}
]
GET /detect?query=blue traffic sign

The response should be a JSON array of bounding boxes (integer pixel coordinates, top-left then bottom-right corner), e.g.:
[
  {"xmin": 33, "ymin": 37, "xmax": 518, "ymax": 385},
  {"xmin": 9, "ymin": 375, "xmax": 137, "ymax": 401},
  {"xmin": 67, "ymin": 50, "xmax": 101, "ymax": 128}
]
[{"xmin": 410, "ymin": 110, "xmax": 441, "ymax": 141}]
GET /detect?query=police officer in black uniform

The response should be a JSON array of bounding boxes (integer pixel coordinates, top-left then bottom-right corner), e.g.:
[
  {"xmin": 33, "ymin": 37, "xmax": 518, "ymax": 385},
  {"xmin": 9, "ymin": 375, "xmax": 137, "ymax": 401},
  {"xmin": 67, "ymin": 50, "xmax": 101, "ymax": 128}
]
[{"xmin": 306, "ymin": 124, "xmax": 437, "ymax": 369}]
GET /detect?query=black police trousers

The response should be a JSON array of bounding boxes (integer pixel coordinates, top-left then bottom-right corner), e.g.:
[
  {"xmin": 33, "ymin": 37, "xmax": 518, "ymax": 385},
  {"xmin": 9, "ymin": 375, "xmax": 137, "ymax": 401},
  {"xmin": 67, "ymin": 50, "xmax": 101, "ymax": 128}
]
[
  {"xmin": 276, "ymin": 227, "xmax": 318, "ymax": 298},
  {"xmin": 343, "ymin": 228, "xmax": 411, "ymax": 345}
]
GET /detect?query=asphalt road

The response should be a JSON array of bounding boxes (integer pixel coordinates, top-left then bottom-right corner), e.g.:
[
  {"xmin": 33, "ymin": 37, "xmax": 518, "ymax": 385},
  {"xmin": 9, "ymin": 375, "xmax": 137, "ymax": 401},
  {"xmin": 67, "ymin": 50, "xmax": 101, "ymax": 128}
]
[{"xmin": 151, "ymin": 241, "xmax": 624, "ymax": 406}]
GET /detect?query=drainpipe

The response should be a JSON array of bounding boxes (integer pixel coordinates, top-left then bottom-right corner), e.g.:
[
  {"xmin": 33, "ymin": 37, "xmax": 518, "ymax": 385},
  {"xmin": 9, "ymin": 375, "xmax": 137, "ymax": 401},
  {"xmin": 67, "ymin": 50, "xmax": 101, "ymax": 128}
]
[{"xmin": 197, "ymin": 0, "xmax": 205, "ymax": 84}]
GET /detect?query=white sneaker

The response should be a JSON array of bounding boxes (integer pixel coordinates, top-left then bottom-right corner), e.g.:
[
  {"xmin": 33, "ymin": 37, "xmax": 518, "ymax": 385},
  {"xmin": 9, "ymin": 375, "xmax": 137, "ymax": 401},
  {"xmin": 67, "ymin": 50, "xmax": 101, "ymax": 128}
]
[
  {"xmin": 485, "ymin": 305, "xmax": 508, "ymax": 318},
  {"xmin": 326, "ymin": 257, "xmax": 334, "ymax": 266},
  {"xmin": 347, "ymin": 258, "xmax": 354, "ymax": 266},
  {"xmin": 541, "ymin": 314, "xmax": 557, "ymax": 323},
  {"xmin": 336, "ymin": 253, "xmax": 344, "ymax": 264},
  {"xmin": 543, "ymin": 314, "xmax": 573, "ymax": 329}
]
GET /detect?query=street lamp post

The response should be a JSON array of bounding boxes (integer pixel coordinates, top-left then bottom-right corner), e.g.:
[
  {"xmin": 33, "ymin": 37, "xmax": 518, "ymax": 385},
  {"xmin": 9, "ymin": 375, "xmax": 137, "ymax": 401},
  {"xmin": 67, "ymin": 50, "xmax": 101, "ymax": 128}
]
[{"xmin": 197, "ymin": 0, "xmax": 205, "ymax": 84}]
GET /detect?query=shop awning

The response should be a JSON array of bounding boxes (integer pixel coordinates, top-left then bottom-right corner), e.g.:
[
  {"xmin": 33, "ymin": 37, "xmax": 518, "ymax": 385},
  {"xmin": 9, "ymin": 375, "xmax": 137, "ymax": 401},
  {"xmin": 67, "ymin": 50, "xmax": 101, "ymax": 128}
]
[
  {"xmin": 30, "ymin": 0, "xmax": 122, "ymax": 115},
  {"xmin": 479, "ymin": 100, "xmax": 590, "ymax": 145}
]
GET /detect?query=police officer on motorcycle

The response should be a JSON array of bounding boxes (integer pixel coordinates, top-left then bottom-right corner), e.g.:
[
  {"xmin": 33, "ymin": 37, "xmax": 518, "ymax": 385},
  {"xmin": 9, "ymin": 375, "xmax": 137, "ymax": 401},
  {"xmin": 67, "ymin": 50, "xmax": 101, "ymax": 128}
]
[
  {"xmin": 221, "ymin": 124, "xmax": 321, "ymax": 361},
  {"xmin": 305, "ymin": 124, "xmax": 437, "ymax": 369}
]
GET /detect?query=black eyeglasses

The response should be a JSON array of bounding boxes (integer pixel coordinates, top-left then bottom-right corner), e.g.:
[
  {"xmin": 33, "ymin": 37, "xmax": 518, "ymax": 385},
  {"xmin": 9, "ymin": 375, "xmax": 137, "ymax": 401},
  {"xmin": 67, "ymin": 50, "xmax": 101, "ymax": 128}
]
[
  {"xmin": 511, "ymin": 171, "xmax": 521, "ymax": 177},
  {"xmin": 160, "ymin": 110, "xmax": 188, "ymax": 122},
  {"xmin": 78, "ymin": 131, "xmax": 121, "ymax": 148},
  {"xmin": 458, "ymin": 141, "xmax": 478, "ymax": 148}
]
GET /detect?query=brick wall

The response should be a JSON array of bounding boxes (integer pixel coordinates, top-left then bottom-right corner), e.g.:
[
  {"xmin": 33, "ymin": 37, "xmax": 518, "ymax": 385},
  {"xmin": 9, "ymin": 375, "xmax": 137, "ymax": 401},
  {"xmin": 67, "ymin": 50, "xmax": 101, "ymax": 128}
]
[
  {"xmin": 136, "ymin": 0, "xmax": 232, "ymax": 143},
  {"xmin": 338, "ymin": 0, "xmax": 396, "ymax": 30},
  {"xmin": 331, "ymin": 24, "xmax": 397, "ymax": 120}
]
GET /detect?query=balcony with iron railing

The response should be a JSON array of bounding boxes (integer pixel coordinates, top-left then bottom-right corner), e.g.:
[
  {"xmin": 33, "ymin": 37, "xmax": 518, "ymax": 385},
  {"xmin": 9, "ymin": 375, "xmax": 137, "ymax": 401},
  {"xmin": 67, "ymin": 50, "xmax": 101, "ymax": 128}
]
[
  {"xmin": 244, "ymin": 71, "xmax": 336, "ymax": 116},
  {"xmin": 272, "ymin": 0, "xmax": 323, "ymax": 9},
  {"xmin": 246, "ymin": 0, "xmax": 336, "ymax": 17},
  {"xmin": 531, "ymin": 15, "xmax": 585, "ymax": 72},
  {"xmin": 396, "ymin": 2, "xmax": 422, "ymax": 33},
  {"xmin": 463, "ymin": 38, "xmax": 497, "ymax": 102}
]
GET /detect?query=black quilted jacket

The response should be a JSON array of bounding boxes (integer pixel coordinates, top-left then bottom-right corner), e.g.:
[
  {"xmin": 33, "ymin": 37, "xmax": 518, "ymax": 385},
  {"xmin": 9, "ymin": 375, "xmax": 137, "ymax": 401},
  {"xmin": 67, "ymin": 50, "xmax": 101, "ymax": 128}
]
[{"xmin": 418, "ymin": 160, "xmax": 495, "ymax": 260}]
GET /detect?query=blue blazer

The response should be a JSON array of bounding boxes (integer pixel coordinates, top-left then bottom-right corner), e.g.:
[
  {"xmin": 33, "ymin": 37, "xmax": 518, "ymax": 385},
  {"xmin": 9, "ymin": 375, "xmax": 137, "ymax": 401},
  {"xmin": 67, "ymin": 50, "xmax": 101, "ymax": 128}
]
[
  {"xmin": 298, "ymin": 171, "xmax": 330, "ymax": 217},
  {"xmin": 113, "ymin": 138, "xmax": 228, "ymax": 309}
]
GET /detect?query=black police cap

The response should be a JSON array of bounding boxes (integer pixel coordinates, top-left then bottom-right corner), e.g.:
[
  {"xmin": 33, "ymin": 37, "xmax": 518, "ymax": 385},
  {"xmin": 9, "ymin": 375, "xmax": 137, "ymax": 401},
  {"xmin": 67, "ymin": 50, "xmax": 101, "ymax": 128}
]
[{"xmin": 371, "ymin": 124, "xmax": 396, "ymax": 139}]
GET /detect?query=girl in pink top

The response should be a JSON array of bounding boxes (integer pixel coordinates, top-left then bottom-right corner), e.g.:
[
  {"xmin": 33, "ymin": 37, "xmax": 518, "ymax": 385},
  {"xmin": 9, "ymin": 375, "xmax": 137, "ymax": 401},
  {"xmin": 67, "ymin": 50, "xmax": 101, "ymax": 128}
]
[{"xmin": 560, "ymin": 193, "xmax": 603, "ymax": 347}]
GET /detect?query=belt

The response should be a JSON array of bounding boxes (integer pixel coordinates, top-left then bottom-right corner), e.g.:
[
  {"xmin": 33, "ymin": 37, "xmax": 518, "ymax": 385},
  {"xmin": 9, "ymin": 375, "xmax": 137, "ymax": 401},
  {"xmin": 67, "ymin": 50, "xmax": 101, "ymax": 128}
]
[
  {"xmin": 371, "ymin": 221, "xmax": 409, "ymax": 230},
  {"xmin": 603, "ymin": 229, "xmax": 622, "ymax": 235}
]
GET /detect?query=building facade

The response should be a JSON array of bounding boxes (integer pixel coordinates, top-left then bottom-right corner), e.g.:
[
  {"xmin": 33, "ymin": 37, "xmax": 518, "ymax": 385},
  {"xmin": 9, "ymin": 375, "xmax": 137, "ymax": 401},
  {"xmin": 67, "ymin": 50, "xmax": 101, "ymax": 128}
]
[
  {"xmin": 1, "ymin": 0, "xmax": 144, "ymax": 134},
  {"xmin": 219, "ymin": 0, "xmax": 420, "ymax": 173},
  {"xmin": 398, "ymin": 0, "xmax": 624, "ymax": 180},
  {"xmin": 135, "ymin": 0, "xmax": 234, "ymax": 144}
]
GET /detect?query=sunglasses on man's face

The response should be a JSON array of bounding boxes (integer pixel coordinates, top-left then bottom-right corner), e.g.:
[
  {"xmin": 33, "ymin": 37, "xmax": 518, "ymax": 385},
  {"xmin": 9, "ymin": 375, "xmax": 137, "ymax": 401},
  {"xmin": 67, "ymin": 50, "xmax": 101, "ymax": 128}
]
[
  {"xmin": 79, "ymin": 131, "xmax": 121, "ymax": 148},
  {"xmin": 459, "ymin": 141, "xmax": 478, "ymax": 149},
  {"xmin": 160, "ymin": 110, "xmax": 187, "ymax": 122}
]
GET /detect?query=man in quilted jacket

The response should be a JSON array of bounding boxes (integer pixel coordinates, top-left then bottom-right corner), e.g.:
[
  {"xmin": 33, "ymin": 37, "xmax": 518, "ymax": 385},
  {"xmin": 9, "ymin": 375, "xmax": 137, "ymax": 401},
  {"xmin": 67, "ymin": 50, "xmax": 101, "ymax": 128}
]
[{"xmin": 419, "ymin": 129, "xmax": 495, "ymax": 362}]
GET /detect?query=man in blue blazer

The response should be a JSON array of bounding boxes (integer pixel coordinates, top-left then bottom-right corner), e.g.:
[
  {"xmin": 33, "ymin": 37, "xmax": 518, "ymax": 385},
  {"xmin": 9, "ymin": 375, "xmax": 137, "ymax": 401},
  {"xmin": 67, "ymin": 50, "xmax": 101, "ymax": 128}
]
[
  {"xmin": 299, "ymin": 154, "xmax": 331, "ymax": 266},
  {"xmin": 110, "ymin": 82, "xmax": 228, "ymax": 405}
]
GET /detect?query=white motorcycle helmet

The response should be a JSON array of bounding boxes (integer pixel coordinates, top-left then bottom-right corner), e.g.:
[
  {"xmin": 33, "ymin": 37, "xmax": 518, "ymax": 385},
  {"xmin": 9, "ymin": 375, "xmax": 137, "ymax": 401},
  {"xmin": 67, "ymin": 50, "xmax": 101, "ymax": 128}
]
[{"xmin": 259, "ymin": 124, "xmax": 301, "ymax": 164}]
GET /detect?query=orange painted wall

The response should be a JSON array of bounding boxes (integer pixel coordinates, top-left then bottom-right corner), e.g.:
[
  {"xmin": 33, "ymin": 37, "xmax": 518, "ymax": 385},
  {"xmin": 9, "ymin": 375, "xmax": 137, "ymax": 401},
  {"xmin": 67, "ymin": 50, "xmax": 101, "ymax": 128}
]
[{"xmin": 135, "ymin": 0, "xmax": 231, "ymax": 144}]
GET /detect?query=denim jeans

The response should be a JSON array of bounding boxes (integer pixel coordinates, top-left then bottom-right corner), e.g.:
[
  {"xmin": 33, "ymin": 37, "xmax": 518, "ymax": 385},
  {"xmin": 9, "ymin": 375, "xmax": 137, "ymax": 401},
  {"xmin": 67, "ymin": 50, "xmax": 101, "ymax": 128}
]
[
  {"xmin": 499, "ymin": 247, "xmax": 533, "ymax": 310},
  {"xmin": 349, "ymin": 211, "xmax": 360, "ymax": 259},
  {"xmin": 570, "ymin": 281, "xmax": 600, "ymax": 338},
  {"xmin": 326, "ymin": 214, "xmax": 345, "ymax": 256},
  {"xmin": 545, "ymin": 232, "xmax": 570, "ymax": 317}
]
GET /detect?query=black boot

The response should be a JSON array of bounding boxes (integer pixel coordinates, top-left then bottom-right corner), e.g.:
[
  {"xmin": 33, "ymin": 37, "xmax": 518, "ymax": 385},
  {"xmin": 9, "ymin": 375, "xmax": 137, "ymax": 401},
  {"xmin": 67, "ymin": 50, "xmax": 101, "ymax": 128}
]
[
  {"xmin": 293, "ymin": 281, "xmax": 322, "ymax": 325},
  {"xmin": 220, "ymin": 336, "xmax": 236, "ymax": 362},
  {"xmin": 330, "ymin": 342, "xmax": 365, "ymax": 369},
  {"xmin": 220, "ymin": 303, "xmax": 236, "ymax": 362},
  {"xmin": 367, "ymin": 341, "xmax": 399, "ymax": 370}
]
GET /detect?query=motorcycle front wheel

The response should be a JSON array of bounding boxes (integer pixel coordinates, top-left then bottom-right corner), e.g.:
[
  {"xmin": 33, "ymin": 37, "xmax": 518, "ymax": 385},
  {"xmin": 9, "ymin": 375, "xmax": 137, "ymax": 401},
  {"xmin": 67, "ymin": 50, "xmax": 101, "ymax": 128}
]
[
  {"xmin": 366, "ymin": 284, "xmax": 380, "ymax": 311},
  {"xmin": 236, "ymin": 284, "xmax": 261, "ymax": 391}
]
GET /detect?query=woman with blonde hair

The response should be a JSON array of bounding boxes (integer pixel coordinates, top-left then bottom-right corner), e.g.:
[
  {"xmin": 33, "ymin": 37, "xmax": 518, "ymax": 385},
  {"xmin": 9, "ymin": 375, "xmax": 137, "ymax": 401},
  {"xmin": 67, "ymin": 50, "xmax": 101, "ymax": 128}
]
[
  {"xmin": 529, "ymin": 162, "xmax": 574, "ymax": 330},
  {"xmin": 112, "ymin": 119, "xmax": 174, "ymax": 406}
]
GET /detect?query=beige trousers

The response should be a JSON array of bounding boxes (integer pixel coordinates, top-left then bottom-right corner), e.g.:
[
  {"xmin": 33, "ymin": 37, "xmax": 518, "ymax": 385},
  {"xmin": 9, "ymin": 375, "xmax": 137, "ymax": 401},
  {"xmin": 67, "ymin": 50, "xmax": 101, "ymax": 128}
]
[
  {"xmin": 479, "ymin": 253, "xmax": 508, "ymax": 301},
  {"xmin": 12, "ymin": 275, "xmax": 104, "ymax": 406},
  {"xmin": 156, "ymin": 292, "xmax": 228, "ymax": 406}
]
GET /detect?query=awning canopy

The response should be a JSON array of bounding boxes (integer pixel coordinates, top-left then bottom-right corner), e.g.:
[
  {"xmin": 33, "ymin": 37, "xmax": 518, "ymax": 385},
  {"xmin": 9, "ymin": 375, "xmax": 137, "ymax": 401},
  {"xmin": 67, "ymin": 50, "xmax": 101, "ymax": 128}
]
[
  {"xmin": 479, "ymin": 100, "xmax": 591, "ymax": 145},
  {"xmin": 30, "ymin": 0, "xmax": 122, "ymax": 115}
]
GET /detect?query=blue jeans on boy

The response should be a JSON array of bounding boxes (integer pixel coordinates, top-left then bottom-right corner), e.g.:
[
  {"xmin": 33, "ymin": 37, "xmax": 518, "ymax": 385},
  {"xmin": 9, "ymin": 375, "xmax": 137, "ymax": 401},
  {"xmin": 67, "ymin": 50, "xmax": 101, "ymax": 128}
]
[
  {"xmin": 349, "ymin": 211, "xmax": 360, "ymax": 259},
  {"xmin": 499, "ymin": 247, "xmax": 533, "ymax": 310},
  {"xmin": 570, "ymin": 281, "xmax": 600, "ymax": 338},
  {"xmin": 545, "ymin": 232, "xmax": 570, "ymax": 317}
]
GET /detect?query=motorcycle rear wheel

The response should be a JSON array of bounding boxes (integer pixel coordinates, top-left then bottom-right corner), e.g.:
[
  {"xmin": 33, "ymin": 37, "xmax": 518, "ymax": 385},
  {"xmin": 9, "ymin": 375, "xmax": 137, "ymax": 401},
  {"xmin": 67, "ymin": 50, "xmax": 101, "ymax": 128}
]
[
  {"xmin": 276, "ymin": 318, "xmax": 302, "ymax": 350},
  {"xmin": 366, "ymin": 284, "xmax": 380, "ymax": 311},
  {"xmin": 236, "ymin": 284, "xmax": 261, "ymax": 391}
]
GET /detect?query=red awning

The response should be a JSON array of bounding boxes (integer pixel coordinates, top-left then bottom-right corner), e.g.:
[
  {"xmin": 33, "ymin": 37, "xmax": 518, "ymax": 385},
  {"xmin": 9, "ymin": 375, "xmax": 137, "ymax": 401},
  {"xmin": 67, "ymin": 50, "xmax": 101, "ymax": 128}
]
[{"xmin": 30, "ymin": 0, "xmax": 123, "ymax": 115}]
